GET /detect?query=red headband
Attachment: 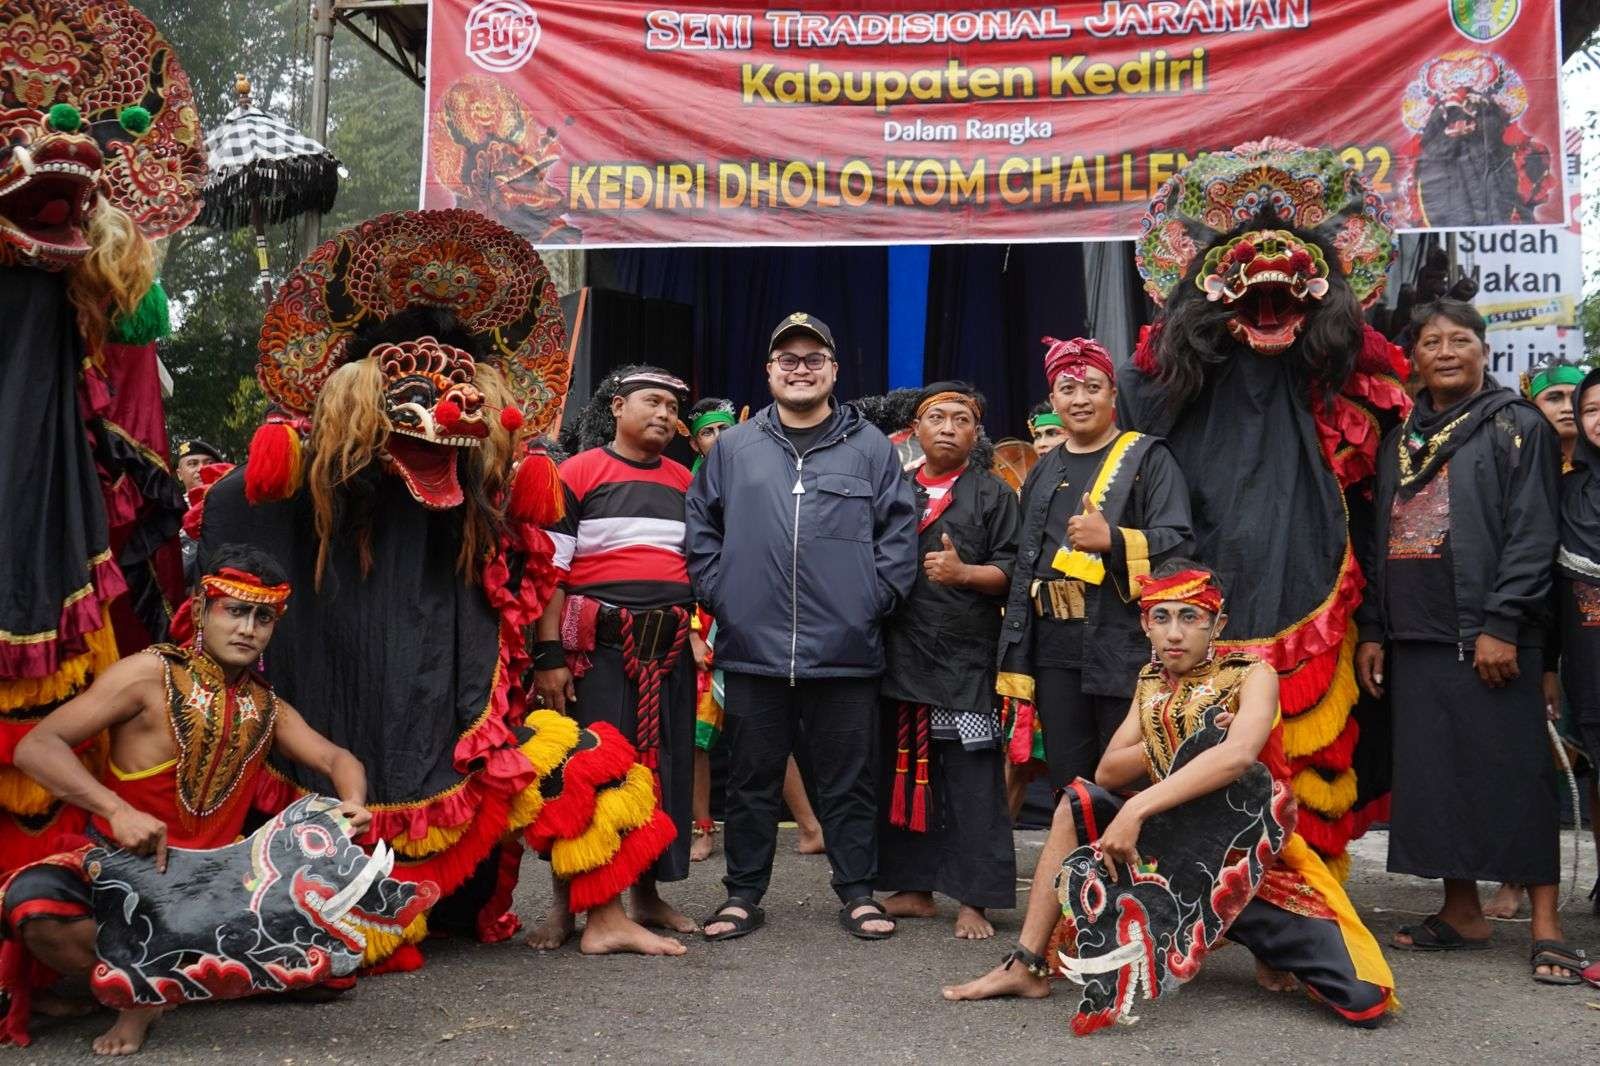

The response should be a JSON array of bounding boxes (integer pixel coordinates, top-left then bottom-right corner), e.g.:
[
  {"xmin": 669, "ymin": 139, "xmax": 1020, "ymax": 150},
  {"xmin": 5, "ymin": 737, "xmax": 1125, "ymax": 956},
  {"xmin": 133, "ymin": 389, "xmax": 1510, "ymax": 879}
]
[
  {"xmin": 1139, "ymin": 569, "xmax": 1223, "ymax": 614},
  {"xmin": 201, "ymin": 567, "xmax": 291, "ymax": 611},
  {"xmin": 1042, "ymin": 336, "xmax": 1114, "ymax": 386}
]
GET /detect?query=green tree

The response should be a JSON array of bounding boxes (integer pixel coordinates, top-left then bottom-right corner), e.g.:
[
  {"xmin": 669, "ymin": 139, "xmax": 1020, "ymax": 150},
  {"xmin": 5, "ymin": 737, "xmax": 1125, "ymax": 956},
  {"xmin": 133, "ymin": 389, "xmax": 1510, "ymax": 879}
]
[{"xmin": 141, "ymin": 0, "xmax": 422, "ymax": 453}]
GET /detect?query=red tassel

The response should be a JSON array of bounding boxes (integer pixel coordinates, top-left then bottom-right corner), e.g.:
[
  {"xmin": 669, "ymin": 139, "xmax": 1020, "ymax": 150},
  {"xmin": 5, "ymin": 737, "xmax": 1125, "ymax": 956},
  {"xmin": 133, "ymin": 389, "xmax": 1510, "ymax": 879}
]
[
  {"xmin": 1006, "ymin": 700, "xmax": 1037, "ymax": 765},
  {"xmin": 888, "ymin": 704, "xmax": 912, "ymax": 829},
  {"xmin": 499, "ymin": 405, "xmax": 524, "ymax": 432},
  {"xmin": 1131, "ymin": 319, "xmax": 1163, "ymax": 376},
  {"xmin": 567, "ymin": 808, "xmax": 677, "ymax": 912},
  {"xmin": 244, "ymin": 421, "xmax": 303, "ymax": 504},
  {"xmin": 1358, "ymin": 323, "xmax": 1408, "ymax": 380},
  {"xmin": 909, "ymin": 706, "xmax": 930, "ymax": 833},
  {"xmin": 0, "ymin": 940, "xmax": 34, "ymax": 1046},
  {"xmin": 361, "ymin": 943, "xmax": 424, "ymax": 976},
  {"xmin": 507, "ymin": 449, "xmax": 565, "ymax": 526},
  {"xmin": 435, "ymin": 399, "xmax": 462, "ymax": 428}
]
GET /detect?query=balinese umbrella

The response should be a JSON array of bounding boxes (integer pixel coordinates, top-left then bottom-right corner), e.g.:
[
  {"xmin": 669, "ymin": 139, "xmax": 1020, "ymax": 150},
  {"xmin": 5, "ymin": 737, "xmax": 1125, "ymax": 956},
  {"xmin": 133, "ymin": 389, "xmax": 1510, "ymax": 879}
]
[{"xmin": 200, "ymin": 75, "xmax": 341, "ymax": 300}]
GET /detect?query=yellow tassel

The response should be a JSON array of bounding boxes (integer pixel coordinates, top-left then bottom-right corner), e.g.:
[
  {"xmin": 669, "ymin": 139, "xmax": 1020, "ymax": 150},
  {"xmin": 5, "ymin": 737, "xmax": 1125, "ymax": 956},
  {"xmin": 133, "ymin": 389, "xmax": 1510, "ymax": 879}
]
[
  {"xmin": 1292, "ymin": 766, "xmax": 1358, "ymax": 818},
  {"xmin": 1281, "ymin": 661, "xmax": 1357, "ymax": 760},
  {"xmin": 1322, "ymin": 849, "xmax": 1351, "ymax": 883},
  {"xmin": 522, "ymin": 710, "xmax": 580, "ymax": 777},
  {"xmin": 549, "ymin": 765, "xmax": 657, "ymax": 878},
  {"xmin": 0, "ymin": 737, "xmax": 105, "ymax": 816},
  {"xmin": 390, "ymin": 820, "xmax": 470, "ymax": 858},
  {"xmin": 359, "ymin": 911, "xmax": 429, "ymax": 967},
  {"xmin": 0, "ymin": 608, "xmax": 120, "ymax": 713},
  {"xmin": 508, "ymin": 781, "xmax": 544, "ymax": 832},
  {"xmin": 995, "ymin": 671, "xmax": 1035, "ymax": 701},
  {"xmin": 1052, "ymin": 547, "xmax": 1106, "ymax": 585}
]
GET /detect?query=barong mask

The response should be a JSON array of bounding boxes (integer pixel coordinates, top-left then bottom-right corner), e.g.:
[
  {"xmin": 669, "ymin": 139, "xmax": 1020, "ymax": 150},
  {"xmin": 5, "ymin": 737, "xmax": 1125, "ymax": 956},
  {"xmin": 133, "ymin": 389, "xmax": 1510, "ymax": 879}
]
[
  {"xmin": 374, "ymin": 336, "xmax": 490, "ymax": 509},
  {"xmin": 0, "ymin": 0, "xmax": 204, "ymax": 269},
  {"xmin": 86, "ymin": 795, "xmax": 439, "ymax": 1008},
  {"xmin": 1136, "ymin": 138, "xmax": 1393, "ymax": 364},
  {"xmin": 1401, "ymin": 50, "xmax": 1528, "ymax": 146}
]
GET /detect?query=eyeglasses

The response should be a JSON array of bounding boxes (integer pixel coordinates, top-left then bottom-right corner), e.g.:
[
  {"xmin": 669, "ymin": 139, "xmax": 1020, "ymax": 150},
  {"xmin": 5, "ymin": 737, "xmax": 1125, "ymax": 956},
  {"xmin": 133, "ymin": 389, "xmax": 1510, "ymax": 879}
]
[{"xmin": 769, "ymin": 352, "xmax": 831, "ymax": 372}]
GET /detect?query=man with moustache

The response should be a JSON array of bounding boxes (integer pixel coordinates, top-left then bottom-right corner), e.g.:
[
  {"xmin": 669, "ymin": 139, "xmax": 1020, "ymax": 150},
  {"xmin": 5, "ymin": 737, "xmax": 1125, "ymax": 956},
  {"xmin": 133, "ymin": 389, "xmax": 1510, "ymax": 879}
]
[
  {"xmin": 531, "ymin": 367, "xmax": 698, "ymax": 955},
  {"xmin": 997, "ymin": 338, "xmax": 1193, "ymax": 799},
  {"xmin": 686, "ymin": 313, "xmax": 917, "ymax": 942}
]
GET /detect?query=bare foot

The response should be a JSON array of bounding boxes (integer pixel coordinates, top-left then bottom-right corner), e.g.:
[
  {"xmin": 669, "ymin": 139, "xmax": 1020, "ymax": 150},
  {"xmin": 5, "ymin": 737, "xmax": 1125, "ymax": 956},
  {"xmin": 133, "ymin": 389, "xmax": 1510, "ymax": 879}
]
[
  {"xmin": 954, "ymin": 906, "xmax": 995, "ymax": 940},
  {"xmin": 794, "ymin": 825, "xmax": 825, "ymax": 855},
  {"xmin": 580, "ymin": 900, "xmax": 688, "ymax": 956},
  {"xmin": 942, "ymin": 959, "xmax": 1052, "ymax": 1001},
  {"xmin": 92, "ymin": 1006, "xmax": 162, "ymax": 1056},
  {"xmin": 1254, "ymin": 958, "xmax": 1299, "ymax": 993},
  {"xmin": 882, "ymin": 891, "xmax": 939, "ymax": 919},
  {"xmin": 525, "ymin": 909, "xmax": 576, "ymax": 951},
  {"xmin": 1483, "ymin": 883, "xmax": 1524, "ymax": 920},
  {"xmin": 690, "ymin": 829, "xmax": 716, "ymax": 862},
  {"xmin": 632, "ymin": 888, "xmax": 699, "ymax": 934}
]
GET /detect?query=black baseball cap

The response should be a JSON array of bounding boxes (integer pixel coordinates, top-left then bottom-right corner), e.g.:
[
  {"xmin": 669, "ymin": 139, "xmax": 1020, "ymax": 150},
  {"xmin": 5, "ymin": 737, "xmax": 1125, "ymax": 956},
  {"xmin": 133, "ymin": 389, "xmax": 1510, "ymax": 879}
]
[
  {"xmin": 769, "ymin": 311, "xmax": 835, "ymax": 353},
  {"xmin": 175, "ymin": 438, "xmax": 225, "ymax": 463}
]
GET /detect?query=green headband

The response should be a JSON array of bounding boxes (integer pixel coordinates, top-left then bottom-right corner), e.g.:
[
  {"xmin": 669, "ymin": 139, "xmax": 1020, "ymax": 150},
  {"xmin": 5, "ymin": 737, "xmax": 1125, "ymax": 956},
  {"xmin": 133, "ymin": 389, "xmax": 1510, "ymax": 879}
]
[
  {"xmin": 1028, "ymin": 412, "xmax": 1064, "ymax": 434},
  {"xmin": 1525, "ymin": 364, "xmax": 1586, "ymax": 399},
  {"xmin": 690, "ymin": 408, "xmax": 737, "ymax": 436}
]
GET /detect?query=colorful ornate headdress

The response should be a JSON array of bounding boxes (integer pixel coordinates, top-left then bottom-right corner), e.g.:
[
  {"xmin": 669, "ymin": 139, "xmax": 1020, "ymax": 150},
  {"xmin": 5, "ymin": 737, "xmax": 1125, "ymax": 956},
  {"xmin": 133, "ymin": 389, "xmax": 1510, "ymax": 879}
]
[
  {"xmin": 1139, "ymin": 568, "xmax": 1224, "ymax": 615},
  {"xmin": 201, "ymin": 566, "xmax": 291, "ymax": 613},
  {"xmin": 1135, "ymin": 138, "xmax": 1394, "ymax": 309},
  {"xmin": 258, "ymin": 208, "xmax": 570, "ymax": 432},
  {"xmin": 0, "ymin": 0, "xmax": 205, "ymax": 267},
  {"xmin": 1401, "ymin": 50, "xmax": 1529, "ymax": 134}
]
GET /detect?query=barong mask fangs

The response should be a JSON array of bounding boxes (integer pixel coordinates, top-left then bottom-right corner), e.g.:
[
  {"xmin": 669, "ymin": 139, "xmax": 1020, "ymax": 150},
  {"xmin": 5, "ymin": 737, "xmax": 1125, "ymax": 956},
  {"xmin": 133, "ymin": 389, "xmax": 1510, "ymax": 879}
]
[
  {"xmin": 0, "ymin": 0, "xmax": 204, "ymax": 270},
  {"xmin": 1197, "ymin": 230, "xmax": 1330, "ymax": 355},
  {"xmin": 1136, "ymin": 138, "xmax": 1393, "ymax": 354},
  {"xmin": 374, "ymin": 336, "xmax": 489, "ymax": 510}
]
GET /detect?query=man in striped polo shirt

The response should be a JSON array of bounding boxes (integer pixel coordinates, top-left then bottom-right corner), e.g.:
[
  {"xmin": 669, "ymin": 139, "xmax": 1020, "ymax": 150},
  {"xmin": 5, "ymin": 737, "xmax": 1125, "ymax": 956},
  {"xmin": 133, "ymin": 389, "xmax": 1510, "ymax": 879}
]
[{"xmin": 529, "ymin": 366, "xmax": 697, "ymax": 955}]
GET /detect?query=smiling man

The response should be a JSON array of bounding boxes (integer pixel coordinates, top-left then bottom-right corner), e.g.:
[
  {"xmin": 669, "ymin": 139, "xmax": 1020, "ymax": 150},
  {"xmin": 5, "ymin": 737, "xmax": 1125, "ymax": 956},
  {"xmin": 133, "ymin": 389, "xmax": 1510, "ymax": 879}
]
[
  {"xmin": 0, "ymin": 545, "xmax": 372, "ymax": 1055},
  {"xmin": 686, "ymin": 312, "xmax": 917, "ymax": 943},
  {"xmin": 997, "ymin": 337, "xmax": 1192, "ymax": 805},
  {"xmin": 532, "ymin": 366, "xmax": 698, "ymax": 955}
]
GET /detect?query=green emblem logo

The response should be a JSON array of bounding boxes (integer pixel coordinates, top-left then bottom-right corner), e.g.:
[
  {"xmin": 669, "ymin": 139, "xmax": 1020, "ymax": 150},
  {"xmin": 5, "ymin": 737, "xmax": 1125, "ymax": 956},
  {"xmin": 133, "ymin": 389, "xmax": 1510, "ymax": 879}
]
[{"xmin": 1450, "ymin": 0, "xmax": 1518, "ymax": 42}]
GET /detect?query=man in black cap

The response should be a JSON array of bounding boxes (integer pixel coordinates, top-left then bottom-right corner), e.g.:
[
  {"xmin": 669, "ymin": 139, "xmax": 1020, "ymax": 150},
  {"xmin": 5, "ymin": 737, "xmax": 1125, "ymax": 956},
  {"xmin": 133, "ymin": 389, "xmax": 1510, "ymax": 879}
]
[
  {"xmin": 173, "ymin": 438, "xmax": 226, "ymax": 493},
  {"xmin": 530, "ymin": 365, "xmax": 698, "ymax": 956},
  {"xmin": 686, "ymin": 313, "xmax": 918, "ymax": 942}
]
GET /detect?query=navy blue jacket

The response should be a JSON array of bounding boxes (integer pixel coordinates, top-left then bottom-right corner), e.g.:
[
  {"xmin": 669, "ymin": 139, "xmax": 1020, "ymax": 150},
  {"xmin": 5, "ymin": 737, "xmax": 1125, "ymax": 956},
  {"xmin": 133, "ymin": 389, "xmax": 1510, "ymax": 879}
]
[{"xmin": 685, "ymin": 401, "xmax": 918, "ymax": 681}]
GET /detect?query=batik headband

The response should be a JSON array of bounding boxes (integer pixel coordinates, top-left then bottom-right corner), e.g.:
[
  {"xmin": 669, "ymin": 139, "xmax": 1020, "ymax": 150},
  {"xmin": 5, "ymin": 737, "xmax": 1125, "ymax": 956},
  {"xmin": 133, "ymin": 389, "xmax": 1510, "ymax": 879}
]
[
  {"xmin": 1523, "ymin": 364, "xmax": 1585, "ymax": 400},
  {"xmin": 1138, "ymin": 569, "xmax": 1223, "ymax": 615},
  {"xmin": 202, "ymin": 567, "xmax": 292, "ymax": 612},
  {"xmin": 615, "ymin": 371, "xmax": 690, "ymax": 402},
  {"xmin": 1028, "ymin": 411, "xmax": 1064, "ymax": 434},
  {"xmin": 916, "ymin": 390, "xmax": 983, "ymax": 420},
  {"xmin": 690, "ymin": 404, "xmax": 737, "ymax": 435},
  {"xmin": 1042, "ymin": 336, "xmax": 1115, "ymax": 386}
]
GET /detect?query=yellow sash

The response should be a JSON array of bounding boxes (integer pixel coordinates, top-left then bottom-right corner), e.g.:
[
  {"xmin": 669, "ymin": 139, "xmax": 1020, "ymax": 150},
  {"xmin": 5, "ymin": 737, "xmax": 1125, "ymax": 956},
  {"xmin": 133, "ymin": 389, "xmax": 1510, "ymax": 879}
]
[{"xmin": 1051, "ymin": 431, "xmax": 1144, "ymax": 585}]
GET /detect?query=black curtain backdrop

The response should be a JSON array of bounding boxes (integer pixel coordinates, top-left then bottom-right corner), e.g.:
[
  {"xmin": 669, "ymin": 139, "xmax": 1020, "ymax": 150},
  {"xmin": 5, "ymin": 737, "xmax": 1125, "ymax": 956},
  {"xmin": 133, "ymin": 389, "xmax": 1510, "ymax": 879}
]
[
  {"xmin": 589, "ymin": 242, "xmax": 1091, "ymax": 438},
  {"xmin": 923, "ymin": 242, "xmax": 1090, "ymax": 441},
  {"xmin": 590, "ymin": 246, "xmax": 890, "ymax": 413}
]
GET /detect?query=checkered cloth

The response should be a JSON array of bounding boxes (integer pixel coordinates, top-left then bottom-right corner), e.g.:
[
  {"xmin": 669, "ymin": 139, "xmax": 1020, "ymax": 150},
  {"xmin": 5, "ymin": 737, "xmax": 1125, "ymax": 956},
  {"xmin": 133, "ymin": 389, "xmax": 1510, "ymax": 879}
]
[
  {"xmin": 199, "ymin": 106, "xmax": 340, "ymax": 230},
  {"xmin": 931, "ymin": 705, "xmax": 1000, "ymax": 751}
]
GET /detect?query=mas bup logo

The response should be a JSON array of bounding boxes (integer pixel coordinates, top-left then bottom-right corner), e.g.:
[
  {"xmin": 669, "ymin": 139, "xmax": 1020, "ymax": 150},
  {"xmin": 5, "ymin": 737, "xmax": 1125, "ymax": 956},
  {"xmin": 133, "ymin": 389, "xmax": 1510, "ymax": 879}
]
[{"xmin": 466, "ymin": 0, "xmax": 541, "ymax": 73}]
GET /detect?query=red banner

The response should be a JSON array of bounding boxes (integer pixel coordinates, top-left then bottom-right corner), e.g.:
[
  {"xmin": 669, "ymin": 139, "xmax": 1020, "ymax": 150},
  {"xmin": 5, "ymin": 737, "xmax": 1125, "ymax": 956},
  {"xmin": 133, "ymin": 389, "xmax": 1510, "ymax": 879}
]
[{"xmin": 421, "ymin": 1, "xmax": 1565, "ymax": 247}]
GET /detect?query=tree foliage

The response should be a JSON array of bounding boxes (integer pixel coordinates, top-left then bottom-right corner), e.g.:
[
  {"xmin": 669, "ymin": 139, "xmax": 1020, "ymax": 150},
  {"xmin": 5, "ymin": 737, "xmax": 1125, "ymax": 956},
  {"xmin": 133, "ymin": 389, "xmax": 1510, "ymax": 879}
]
[{"xmin": 142, "ymin": 0, "xmax": 422, "ymax": 454}]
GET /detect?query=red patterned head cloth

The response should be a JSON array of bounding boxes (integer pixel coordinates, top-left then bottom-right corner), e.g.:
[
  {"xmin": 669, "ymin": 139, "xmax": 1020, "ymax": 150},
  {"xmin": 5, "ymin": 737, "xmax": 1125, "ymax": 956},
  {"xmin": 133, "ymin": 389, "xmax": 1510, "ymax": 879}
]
[
  {"xmin": 201, "ymin": 567, "xmax": 291, "ymax": 614},
  {"xmin": 1139, "ymin": 568, "xmax": 1223, "ymax": 615},
  {"xmin": 1042, "ymin": 336, "xmax": 1115, "ymax": 386}
]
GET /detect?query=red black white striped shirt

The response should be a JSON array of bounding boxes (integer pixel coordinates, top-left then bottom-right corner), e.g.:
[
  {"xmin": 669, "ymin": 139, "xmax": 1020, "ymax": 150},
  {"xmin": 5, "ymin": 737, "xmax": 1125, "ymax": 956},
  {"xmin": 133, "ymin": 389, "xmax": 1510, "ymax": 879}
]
[{"xmin": 548, "ymin": 446, "xmax": 692, "ymax": 609}]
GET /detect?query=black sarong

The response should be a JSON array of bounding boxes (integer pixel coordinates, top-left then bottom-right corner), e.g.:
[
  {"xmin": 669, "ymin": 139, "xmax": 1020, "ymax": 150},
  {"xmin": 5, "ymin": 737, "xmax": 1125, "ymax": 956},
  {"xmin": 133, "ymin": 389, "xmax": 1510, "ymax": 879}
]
[{"xmin": 1388, "ymin": 641, "xmax": 1559, "ymax": 884}]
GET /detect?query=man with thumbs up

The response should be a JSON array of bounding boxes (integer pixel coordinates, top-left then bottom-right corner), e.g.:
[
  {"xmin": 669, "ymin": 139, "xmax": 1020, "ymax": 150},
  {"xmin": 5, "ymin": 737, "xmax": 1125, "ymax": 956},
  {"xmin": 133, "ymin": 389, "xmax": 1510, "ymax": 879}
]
[
  {"xmin": 996, "ymin": 338, "xmax": 1194, "ymax": 794},
  {"xmin": 876, "ymin": 382, "xmax": 1020, "ymax": 939}
]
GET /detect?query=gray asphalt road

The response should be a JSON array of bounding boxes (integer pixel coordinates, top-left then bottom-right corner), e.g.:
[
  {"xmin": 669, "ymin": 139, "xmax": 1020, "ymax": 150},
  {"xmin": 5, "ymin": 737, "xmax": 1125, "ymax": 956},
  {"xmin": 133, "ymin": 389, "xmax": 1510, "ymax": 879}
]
[{"xmin": 17, "ymin": 828, "xmax": 1599, "ymax": 1063}]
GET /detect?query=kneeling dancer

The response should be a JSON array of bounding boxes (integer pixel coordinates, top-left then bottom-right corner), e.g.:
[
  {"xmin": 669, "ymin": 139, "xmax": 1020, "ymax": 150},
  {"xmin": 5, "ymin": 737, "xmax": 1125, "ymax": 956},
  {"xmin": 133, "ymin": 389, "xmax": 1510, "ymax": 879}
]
[
  {"xmin": 0, "ymin": 548, "xmax": 377, "ymax": 1054},
  {"xmin": 877, "ymin": 383, "xmax": 1019, "ymax": 938},
  {"xmin": 944, "ymin": 561, "xmax": 1396, "ymax": 1031}
]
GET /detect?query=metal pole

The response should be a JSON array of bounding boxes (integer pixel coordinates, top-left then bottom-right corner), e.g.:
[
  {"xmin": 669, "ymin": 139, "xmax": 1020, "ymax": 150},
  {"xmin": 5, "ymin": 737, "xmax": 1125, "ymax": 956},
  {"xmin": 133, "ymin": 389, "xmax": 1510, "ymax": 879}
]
[
  {"xmin": 300, "ymin": 0, "xmax": 336, "ymax": 255},
  {"xmin": 252, "ymin": 200, "xmax": 273, "ymax": 302}
]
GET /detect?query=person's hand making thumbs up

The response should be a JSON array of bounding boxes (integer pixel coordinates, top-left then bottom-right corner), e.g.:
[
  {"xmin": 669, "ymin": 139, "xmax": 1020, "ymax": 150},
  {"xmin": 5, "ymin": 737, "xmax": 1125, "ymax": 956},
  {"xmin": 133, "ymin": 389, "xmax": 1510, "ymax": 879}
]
[
  {"xmin": 923, "ymin": 532, "xmax": 969, "ymax": 587},
  {"xmin": 1066, "ymin": 493, "xmax": 1112, "ymax": 553}
]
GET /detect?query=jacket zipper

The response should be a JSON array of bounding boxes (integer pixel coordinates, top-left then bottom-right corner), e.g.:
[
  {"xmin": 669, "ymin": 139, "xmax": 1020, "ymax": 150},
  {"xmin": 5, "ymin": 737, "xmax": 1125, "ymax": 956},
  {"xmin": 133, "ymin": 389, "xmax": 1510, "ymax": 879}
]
[{"xmin": 768, "ymin": 417, "xmax": 846, "ymax": 687}]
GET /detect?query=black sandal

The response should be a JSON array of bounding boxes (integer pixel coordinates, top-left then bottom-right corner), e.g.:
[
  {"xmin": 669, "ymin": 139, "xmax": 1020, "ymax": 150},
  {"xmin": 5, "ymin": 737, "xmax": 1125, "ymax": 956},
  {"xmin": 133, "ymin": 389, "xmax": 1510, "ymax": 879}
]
[
  {"xmin": 1391, "ymin": 914, "xmax": 1490, "ymax": 952},
  {"xmin": 703, "ymin": 897, "xmax": 764, "ymax": 942},
  {"xmin": 1530, "ymin": 939, "xmax": 1589, "ymax": 985},
  {"xmin": 838, "ymin": 896, "xmax": 897, "ymax": 940}
]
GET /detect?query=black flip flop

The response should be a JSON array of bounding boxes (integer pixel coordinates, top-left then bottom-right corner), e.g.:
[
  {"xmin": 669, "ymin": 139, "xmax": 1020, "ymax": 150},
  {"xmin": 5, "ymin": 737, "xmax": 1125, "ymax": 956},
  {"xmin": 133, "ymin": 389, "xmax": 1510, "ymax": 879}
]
[
  {"xmin": 1530, "ymin": 939, "xmax": 1589, "ymax": 985},
  {"xmin": 704, "ymin": 897, "xmax": 764, "ymax": 942},
  {"xmin": 839, "ymin": 896, "xmax": 897, "ymax": 940},
  {"xmin": 1391, "ymin": 914, "xmax": 1490, "ymax": 952}
]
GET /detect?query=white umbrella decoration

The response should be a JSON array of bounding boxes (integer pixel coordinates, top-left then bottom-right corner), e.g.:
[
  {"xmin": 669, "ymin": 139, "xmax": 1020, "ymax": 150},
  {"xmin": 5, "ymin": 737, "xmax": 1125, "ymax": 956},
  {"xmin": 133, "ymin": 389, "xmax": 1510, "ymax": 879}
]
[{"xmin": 200, "ymin": 75, "xmax": 342, "ymax": 300}]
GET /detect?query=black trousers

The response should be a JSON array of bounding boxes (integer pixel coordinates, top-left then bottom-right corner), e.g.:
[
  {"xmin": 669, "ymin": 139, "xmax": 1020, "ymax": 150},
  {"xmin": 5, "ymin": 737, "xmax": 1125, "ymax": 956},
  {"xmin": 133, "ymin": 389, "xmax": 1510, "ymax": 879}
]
[
  {"xmin": 875, "ymin": 732, "xmax": 1016, "ymax": 910},
  {"xmin": 572, "ymin": 642, "xmax": 696, "ymax": 884},
  {"xmin": 1034, "ymin": 665, "xmax": 1128, "ymax": 789},
  {"xmin": 722, "ymin": 673, "xmax": 880, "ymax": 905}
]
